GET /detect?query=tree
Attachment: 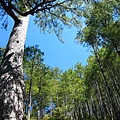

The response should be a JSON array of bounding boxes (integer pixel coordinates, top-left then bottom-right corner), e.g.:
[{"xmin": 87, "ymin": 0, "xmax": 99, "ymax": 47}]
[
  {"xmin": 0, "ymin": 0, "xmax": 83, "ymax": 119},
  {"xmin": 75, "ymin": 0, "xmax": 120, "ymax": 119},
  {"xmin": 76, "ymin": 0, "xmax": 120, "ymax": 56},
  {"xmin": 23, "ymin": 45, "xmax": 44, "ymax": 120},
  {"xmin": 23, "ymin": 45, "xmax": 58, "ymax": 119},
  {"xmin": 56, "ymin": 64, "xmax": 85, "ymax": 120}
]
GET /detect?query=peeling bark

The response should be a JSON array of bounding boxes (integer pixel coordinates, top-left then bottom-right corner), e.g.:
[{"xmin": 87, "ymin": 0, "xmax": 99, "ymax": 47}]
[{"xmin": 0, "ymin": 15, "xmax": 29, "ymax": 120}]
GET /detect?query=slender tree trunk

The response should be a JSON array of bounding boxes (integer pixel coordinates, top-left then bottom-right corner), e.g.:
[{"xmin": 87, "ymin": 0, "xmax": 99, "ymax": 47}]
[
  {"xmin": 95, "ymin": 80, "xmax": 109, "ymax": 119},
  {"xmin": 37, "ymin": 108, "xmax": 41, "ymax": 120},
  {"xmin": 27, "ymin": 92, "xmax": 32, "ymax": 120},
  {"xmin": 92, "ymin": 45, "xmax": 119, "ymax": 120},
  {"xmin": 27, "ymin": 58, "xmax": 34, "ymax": 120},
  {"xmin": 91, "ymin": 96, "xmax": 98, "ymax": 120},
  {"xmin": 85, "ymin": 100, "xmax": 91, "ymax": 117},
  {"xmin": 0, "ymin": 15, "xmax": 29, "ymax": 120}
]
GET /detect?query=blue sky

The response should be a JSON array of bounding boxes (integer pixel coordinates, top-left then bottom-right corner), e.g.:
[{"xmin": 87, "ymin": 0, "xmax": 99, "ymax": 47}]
[{"xmin": 0, "ymin": 16, "xmax": 91, "ymax": 71}]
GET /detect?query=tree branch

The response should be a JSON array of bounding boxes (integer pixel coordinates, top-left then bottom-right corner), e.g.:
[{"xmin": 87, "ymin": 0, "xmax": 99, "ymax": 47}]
[
  {"xmin": 11, "ymin": 0, "xmax": 56, "ymax": 16},
  {"xmin": 0, "ymin": 0, "xmax": 19, "ymax": 22}
]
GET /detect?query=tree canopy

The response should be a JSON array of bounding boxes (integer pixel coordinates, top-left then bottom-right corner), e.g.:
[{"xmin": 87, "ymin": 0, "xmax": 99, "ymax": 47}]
[{"xmin": 0, "ymin": 0, "xmax": 83, "ymax": 41}]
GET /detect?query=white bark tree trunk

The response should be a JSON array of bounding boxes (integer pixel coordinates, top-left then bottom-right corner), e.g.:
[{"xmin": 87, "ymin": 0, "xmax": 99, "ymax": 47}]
[
  {"xmin": 0, "ymin": 15, "xmax": 29, "ymax": 120},
  {"xmin": 27, "ymin": 92, "xmax": 32, "ymax": 120}
]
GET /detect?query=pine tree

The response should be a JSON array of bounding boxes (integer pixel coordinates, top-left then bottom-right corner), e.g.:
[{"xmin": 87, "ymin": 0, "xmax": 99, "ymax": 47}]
[{"xmin": 0, "ymin": 0, "xmax": 82, "ymax": 119}]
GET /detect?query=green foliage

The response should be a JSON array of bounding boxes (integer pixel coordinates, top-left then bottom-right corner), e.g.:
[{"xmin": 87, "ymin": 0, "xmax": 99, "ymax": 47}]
[
  {"xmin": 76, "ymin": 0, "xmax": 120, "ymax": 52},
  {"xmin": 42, "ymin": 107, "xmax": 69, "ymax": 120},
  {"xmin": 33, "ymin": 0, "xmax": 83, "ymax": 42},
  {"xmin": 74, "ymin": 1, "xmax": 120, "ymax": 119},
  {"xmin": 0, "ymin": 35, "xmax": 119, "ymax": 120},
  {"xmin": 0, "ymin": 0, "xmax": 83, "ymax": 41},
  {"xmin": 1, "ymin": 1, "xmax": 119, "ymax": 119}
]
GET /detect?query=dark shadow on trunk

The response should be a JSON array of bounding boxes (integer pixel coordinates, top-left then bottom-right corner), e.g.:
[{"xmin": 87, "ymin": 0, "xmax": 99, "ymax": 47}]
[{"xmin": 0, "ymin": 47, "xmax": 25, "ymax": 120}]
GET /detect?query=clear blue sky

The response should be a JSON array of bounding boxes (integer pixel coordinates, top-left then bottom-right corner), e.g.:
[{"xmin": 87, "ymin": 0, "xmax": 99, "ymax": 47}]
[{"xmin": 0, "ymin": 16, "xmax": 91, "ymax": 71}]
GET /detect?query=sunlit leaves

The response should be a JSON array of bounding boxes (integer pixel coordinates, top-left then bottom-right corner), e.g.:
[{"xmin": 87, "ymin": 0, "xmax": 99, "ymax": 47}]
[
  {"xmin": 33, "ymin": 0, "xmax": 83, "ymax": 42},
  {"xmin": 0, "ymin": 0, "xmax": 84, "ymax": 41}
]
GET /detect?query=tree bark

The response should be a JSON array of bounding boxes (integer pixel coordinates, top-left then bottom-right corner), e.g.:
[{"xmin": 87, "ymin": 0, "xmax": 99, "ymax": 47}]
[{"xmin": 0, "ymin": 15, "xmax": 29, "ymax": 120}]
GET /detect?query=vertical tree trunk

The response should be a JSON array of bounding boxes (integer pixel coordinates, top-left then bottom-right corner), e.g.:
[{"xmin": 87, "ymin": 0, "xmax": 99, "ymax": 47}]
[
  {"xmin": 37, "ymin": 109, "xmax": 41, "ymax": 120},
  {"xmin": 27, "ymin": 92, "xmax": 32, "ymax": 120},
  {"xmin": 95, "ymin": 80, "xmax": 109, "ymax": 119},
  {"xmin": 91, "ymin": 96, "xmax": 98, "ymax": 120},
  {"xmin": 0, "ymin": 15, "xmax": 29, "ymax": 120},
  {"xmin": 27, "ymin": 58, "xmax": 34, "ymax": 120}
]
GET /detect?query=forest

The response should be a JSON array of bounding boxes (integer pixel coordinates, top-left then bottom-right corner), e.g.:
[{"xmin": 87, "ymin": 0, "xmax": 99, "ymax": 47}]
[{"xmin": 0, "ymin": 0, "xmax": 120, "ymax": 120}]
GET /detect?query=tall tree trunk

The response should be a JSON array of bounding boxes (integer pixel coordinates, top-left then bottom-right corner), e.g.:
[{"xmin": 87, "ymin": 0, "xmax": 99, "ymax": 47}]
[
  {"xmin": 0, "ymin": 15, "xmax": 29, "ymax": 120},
  {"xmin": 27, "ymin": 58, "xmax": 34, "ymax": 120},
  {"xmin": 92, "ymin": 45, "xmax": 119, "ymax": 119},
  {"xmin": 27, "ymin": 92, "xmax": 32, "ymax": 120},
  {"xmin": 95, "ymin": 80, "xmax": 109, "ymax": 119},
  {"xmin": 37, "ymin": 108, "xmax": 41, "ymax": 120}
]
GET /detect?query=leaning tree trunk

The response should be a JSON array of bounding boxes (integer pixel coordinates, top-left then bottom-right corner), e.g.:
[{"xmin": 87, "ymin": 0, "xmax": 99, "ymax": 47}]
[{"xmin": 0, "ymin": 15, "xmax": 29, "ymax": 120}]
